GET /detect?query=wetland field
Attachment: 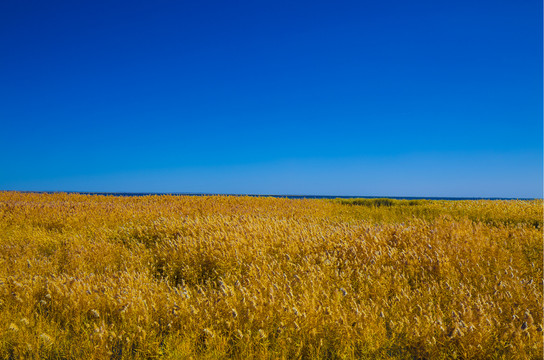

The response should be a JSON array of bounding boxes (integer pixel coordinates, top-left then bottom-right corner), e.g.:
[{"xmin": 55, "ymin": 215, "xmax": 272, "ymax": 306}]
[{"xmin": 0, "ymin": 192, "xmax": 542, "ymax": 359}]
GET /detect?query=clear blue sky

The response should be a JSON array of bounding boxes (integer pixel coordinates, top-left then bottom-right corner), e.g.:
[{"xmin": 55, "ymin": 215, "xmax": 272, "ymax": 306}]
[{"xmin": 1, "ymin": 0, "xmax": 542, "ymax": 197}]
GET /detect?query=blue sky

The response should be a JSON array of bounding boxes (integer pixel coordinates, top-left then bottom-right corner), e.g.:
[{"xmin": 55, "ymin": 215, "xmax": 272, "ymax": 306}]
[{"xmin": 1, "ymin": 0, "xmax": 542, "ymax": 197}]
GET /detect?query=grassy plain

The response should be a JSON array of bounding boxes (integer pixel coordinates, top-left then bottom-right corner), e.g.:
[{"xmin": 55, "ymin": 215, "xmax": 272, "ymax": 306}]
[{"xmin": 0, "ymin": 192, "xmax": 542, "ymax": 359}]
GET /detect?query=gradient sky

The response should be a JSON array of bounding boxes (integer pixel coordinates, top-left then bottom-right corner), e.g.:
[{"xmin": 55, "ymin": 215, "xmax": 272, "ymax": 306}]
[{"xmin": 1, "ymin": 0, "xmax": 542, "ymax": 197}]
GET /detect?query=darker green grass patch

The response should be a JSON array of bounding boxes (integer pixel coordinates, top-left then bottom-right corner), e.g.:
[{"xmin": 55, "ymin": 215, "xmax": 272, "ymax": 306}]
[{"xmin": 338, "ymin": 198, "xmax": 429, "ymax": 208}]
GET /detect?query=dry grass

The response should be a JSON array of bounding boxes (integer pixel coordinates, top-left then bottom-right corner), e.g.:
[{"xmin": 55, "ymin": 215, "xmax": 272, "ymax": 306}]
[{"xmin": 0, "ymin": 192, "xmax": 542, "ymax": 359}]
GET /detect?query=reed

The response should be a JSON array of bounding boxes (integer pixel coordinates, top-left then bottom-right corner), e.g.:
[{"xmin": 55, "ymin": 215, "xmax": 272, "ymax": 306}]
[{"xmin": 0, "ymin": 192, "xmax": 541, "ymax": 359}]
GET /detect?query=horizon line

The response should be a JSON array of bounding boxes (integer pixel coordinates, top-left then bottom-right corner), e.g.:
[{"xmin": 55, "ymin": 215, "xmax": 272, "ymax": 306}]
[{"xmin": 0, "ymin": 190, "xmax": 540, "ymax": 201}]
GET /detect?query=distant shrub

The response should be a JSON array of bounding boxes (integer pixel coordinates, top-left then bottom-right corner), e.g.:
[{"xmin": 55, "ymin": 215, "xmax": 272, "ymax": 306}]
[{"xmin": 339, "ymin": 198, "xmax": 427, "ymax": 207}]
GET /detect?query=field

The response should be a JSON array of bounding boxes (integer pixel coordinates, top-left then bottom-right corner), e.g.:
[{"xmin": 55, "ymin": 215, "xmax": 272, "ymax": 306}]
[{"xmin": 0, "ymin": 192, "xmax": 542, "ymax": 359}]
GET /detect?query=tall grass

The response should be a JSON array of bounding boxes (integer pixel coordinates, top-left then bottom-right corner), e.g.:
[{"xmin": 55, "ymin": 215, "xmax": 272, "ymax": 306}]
[{"xmin": 0, "ymin": 192, "xmax": 542, "ymax": 359}]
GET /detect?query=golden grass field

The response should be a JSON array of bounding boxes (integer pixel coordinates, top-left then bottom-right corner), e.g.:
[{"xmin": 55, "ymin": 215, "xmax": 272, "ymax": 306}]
[{"xmin": 0, "ymin": 192, "xmax": 542, "ymax": 359}]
